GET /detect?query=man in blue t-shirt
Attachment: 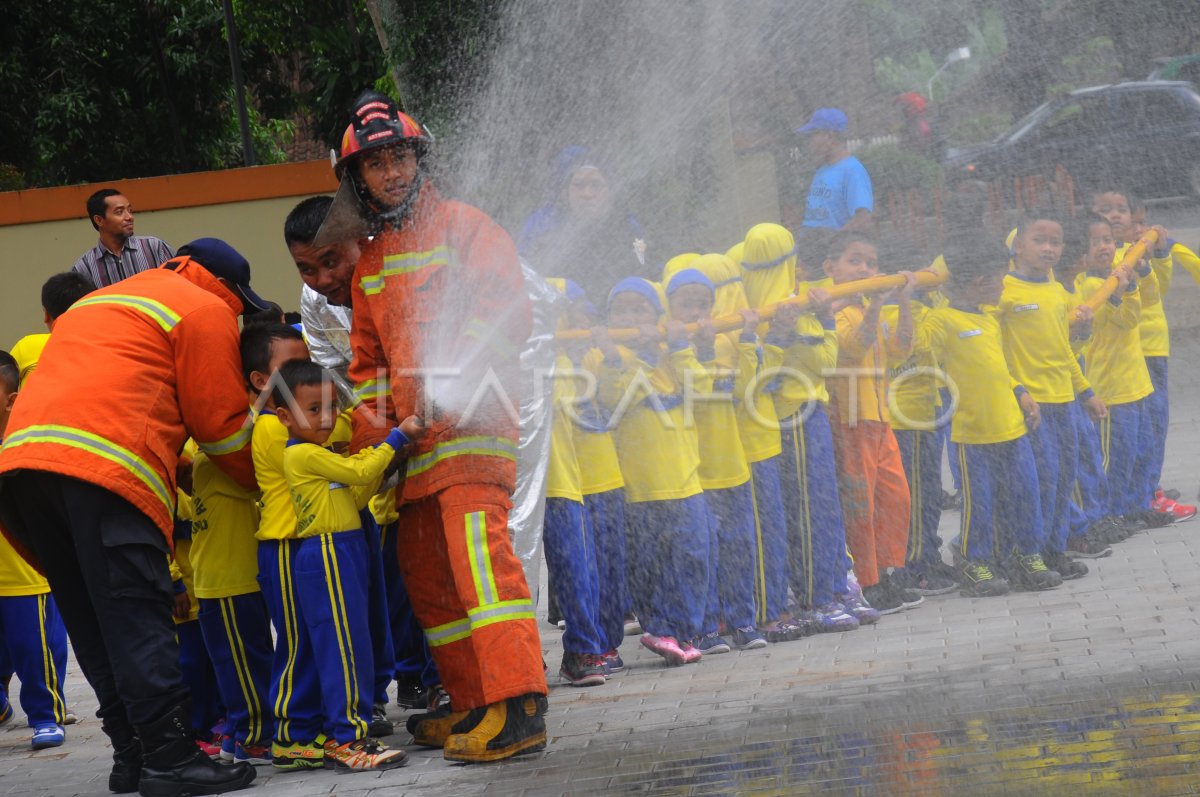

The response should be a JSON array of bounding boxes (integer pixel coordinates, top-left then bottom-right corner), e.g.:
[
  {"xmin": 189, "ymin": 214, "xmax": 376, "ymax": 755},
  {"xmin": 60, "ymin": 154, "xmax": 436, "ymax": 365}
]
[{"xmin": 799, "ymin": 108, "xmax": 873, "ymax": 232}]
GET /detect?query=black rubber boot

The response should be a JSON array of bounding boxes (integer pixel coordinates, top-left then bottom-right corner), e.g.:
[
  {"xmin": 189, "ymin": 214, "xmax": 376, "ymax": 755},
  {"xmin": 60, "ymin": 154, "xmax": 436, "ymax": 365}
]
[
  {"xmin": 102, "ymin": 716, "xmax": 141, "ymax": 794},
  {"xmin": 136, "ymin": 702, "xmax": 255, "ymax": 797}
]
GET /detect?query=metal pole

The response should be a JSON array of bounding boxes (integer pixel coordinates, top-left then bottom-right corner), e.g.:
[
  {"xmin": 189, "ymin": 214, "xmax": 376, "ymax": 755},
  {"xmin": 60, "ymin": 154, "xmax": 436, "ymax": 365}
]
[{"xmin": 221, "ymin": 0, "xmax": 256, "ymax": 167}]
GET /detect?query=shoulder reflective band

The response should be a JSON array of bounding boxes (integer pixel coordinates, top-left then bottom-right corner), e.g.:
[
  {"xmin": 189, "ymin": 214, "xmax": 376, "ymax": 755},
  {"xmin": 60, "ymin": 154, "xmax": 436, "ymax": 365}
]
[
  {"xmin": 71, "ymin": 295, "xmax": 182, "ymax": 333},
  {"xmin": 360, "ymin": 246, "xmax": 452, "ymax": 296}
]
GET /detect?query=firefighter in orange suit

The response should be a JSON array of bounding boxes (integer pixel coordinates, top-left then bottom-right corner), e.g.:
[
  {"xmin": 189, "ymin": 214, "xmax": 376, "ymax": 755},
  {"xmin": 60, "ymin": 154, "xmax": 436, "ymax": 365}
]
[
  {"xmin": 0, "ymin": 239, "xmax": 267, "ymax": 797},
  {"xmin": 317, "ymin": 90, "xmax": 547, "ymax": 763}
]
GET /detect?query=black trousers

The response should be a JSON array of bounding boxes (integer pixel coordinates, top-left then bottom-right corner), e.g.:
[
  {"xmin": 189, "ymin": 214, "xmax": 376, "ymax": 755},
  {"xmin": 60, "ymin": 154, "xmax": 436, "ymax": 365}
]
[{"xmin": 0, "ymin": 470, "xmax": 188, "ymax": 728}]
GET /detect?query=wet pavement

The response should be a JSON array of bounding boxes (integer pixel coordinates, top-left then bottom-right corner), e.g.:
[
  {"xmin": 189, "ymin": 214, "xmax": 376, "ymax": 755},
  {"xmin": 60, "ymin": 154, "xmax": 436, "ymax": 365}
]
[{"xmin": 5, "ymin": 235, "xmax": 1200, "ymax": 796}]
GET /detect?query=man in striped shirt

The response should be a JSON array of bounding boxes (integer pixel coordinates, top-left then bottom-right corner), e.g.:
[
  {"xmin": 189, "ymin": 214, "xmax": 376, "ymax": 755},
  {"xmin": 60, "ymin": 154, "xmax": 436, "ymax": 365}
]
[{"xmin": 71, "ymin": 189, "xmax": 175, "ymax": 287}]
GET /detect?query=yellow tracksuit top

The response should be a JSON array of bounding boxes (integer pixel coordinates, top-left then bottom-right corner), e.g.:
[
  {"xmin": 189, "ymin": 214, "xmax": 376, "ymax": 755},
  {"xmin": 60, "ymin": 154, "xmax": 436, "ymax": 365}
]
[
  {"xmin": 832, "ymin": 300, "xmax": 911, "ymax": 425},
  {"xmin": 283, "ymin": 429, "xmax": 406, "ymax": 538},
  {"xmin": 9, "ymin": 334, "xmax": 49, "ymax": 387},
  {"xmin": 568, "ymin": 349, "xmax": 624, "ymax": 496},
  {"xmin": 1113, "ymin": 243, "xmax": 1171, "ymax": 357},
  {"xmin": 914, "ymin": 306, "xmax": 1027, "ymax": 445},
  {"xmin": 589, "ymin": 343, "xmax": 708, "ymax": 503},
  {"xmin": 768, "ymin": 308, "xmax": 839, "ymax": 421},
  {"xmin": 190, "ymin": 451, "xmax": 261, "ymax": 600},
  {"xmin": 882, "ymin": 301, "xmax": 942, "ymax": 432},
  {"xmin": 0, "ymin": 527, "xmax": 49, "ymax": 597},
  {"xmin": 996, "ymin": 273, "xmax": 1091, "ymax": 404},
  {"xmin": 1077, "ymin": 274, "xmax": 1153, "ymax": 406},
  {"xmin": 254, "ymin": 409, "xmax": 352, "ymax": 541},
  {"xmin": 545, "ymin": 354, "xmax": 584, "ymax": 503},
  {"xmin": 734, "ymin": 339, "xmax": 783, "ymax": 462},
  {"xmin": 693, "ymin": 334, "xmax": 754, "ymax": 490}
]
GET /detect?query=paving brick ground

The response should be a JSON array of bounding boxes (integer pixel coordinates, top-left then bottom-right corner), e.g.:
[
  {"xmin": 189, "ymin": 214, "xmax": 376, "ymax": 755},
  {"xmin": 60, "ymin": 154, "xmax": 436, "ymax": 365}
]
[{"xmin": 4, "ymin": 217, "xmax": 1200, "ymax": 795}]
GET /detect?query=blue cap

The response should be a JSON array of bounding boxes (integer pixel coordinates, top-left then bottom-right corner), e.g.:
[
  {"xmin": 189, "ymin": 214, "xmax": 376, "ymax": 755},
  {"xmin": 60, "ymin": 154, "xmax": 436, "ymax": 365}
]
[
  {"xmin": 798, "ymin": 108, "xmax": 848, "ymax": 134},
  {"xmin": 666, "ymin": 268, "xmax": 715, "ymax": 296},
  {"xmin": 608, "ymin": 277, "xmax": 662, "ymax": 315}
]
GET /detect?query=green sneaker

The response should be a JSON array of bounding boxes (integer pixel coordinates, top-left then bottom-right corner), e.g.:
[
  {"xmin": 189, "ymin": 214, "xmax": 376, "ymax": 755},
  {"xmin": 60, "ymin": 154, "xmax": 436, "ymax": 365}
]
[
  {"xmin": 271, "ymin": 735, "xmax": 326, "ymax": 771},
  {"xmin": 958, "ymin": 561, "xmax": 1010, "ymax": 597}
]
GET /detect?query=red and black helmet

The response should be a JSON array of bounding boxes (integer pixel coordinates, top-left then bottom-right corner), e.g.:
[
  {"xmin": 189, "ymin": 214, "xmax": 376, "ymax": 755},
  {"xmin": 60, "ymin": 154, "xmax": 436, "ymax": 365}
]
[{"xmin": 331, "ymin": 90, "xmax": 431, "ymax": 177}]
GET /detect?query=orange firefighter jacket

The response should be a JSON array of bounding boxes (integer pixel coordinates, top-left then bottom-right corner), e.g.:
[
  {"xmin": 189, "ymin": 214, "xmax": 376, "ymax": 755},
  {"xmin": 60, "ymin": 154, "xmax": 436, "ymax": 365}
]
[
  {"xmin": 349, "ymin": 183, "xmax": 531, "ymax": 501},
  {"xmin": 0, "ymin": 259, "xmax": 256, "ymax": 549}
]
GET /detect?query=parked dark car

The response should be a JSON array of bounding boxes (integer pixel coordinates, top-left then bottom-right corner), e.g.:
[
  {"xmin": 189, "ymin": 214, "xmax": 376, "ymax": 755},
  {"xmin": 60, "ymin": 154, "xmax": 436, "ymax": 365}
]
[{"xmin": 942, "ymin": 82, "xmax": 1200, "ymax": 198}]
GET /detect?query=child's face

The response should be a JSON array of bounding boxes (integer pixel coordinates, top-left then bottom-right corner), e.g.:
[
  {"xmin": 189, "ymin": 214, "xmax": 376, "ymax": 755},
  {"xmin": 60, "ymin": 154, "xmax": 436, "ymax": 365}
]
[
  {"xmin": 1092, "ymin": 193, "xmax": 1132, "ymax": 240},
  {"xmin": 565, "ymin": 300, "xmax": 594, "ymax": 330},
  {"xmin": 823, "ymin": 242, "xmax": 878, "ymax": 284},
  {"xmin": 1131, "ymin": 207, "xmax": 1148, "ymax": 237},
  {"xmin": 1013, "ymin": 220, "xmax": 1064, "ymax": 275},
  {"xmin": 608, "ymin": 292, "xmax": 659, "ymax": 328},
  {"xmin": 667, "ymin": 285, "xmax": 714, "ymax": 324},
  {"xmin": 279, "ymin": 382, "xmax": 338, "ymax": 445},
  {"xmin": 1086, "ymin": 222, "xmax": 1116, "ymax": 271},
  {"xmin": 250, "ymin": 338, "xmax": 312, "ymax": 393}
]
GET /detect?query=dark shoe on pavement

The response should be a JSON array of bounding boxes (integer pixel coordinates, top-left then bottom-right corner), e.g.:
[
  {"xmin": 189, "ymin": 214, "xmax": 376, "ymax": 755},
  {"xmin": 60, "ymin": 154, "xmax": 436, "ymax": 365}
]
[
  {"xmin": 862, "ymin": 583, "xmax": 904, "ymax": 615},
  {"xmin": 369, "ymin": 703, "xmax": 393, "ymax": 738},
  {"xmin": 958, "ymin": 561, "xmax": 1010, "ymax": 597},
  {"xmin": 1065, "ymin": 531, "xmax": 1113, "ymax": 559},
  {"xmin": 1043, "ymin": 550, "xmax": 1088, "ymax": 580},
  {"xmin": 137, "ymin": 702, "xmax": 256, "ymax": 797},
  {"xmin": 559, "ymin": 651, "xmax": 607, "ymax": 687},
  {"xmin": 1006, "ymin": 553, "xmax": 1063, "ymax": 591}
]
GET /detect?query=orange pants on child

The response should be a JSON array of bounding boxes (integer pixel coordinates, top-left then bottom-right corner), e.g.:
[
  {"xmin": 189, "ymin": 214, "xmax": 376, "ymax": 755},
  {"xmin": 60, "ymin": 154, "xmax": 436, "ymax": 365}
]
[
  {"xmin": 395, "ymin": 483, "xmax": 547, "ymax": 711},
  {"xmin": 830, "ymin": 418, "xmax": 911, "ymax": 588}
]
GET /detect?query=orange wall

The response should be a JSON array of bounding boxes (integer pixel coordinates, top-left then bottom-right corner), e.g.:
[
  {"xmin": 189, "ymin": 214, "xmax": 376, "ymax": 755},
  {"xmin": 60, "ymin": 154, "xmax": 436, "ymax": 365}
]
[{"xmin": 0, "ymin": 160, "xmax": 337, "ymax": 227}]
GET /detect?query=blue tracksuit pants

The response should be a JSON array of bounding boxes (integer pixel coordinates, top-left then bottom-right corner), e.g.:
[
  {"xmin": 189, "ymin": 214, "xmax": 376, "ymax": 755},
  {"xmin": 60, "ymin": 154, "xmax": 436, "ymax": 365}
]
[
  {"xmin": 1068, "ymin": 398, "xmax": 1108, "ymax": 537},
  {"xmin": 895, "ymin": 428, "xmax": 944, "ymax": 572},
  {"xmin": 1027, "ymin": 402, "xmax": 1078, "ymax": 555},
  {"xmin": 1145, "ymin": 356, "xmax": 1169, "ymax": 493},
  {"xmin": 746, "ymin": 457, "xmax": 789, "ymax": 625},
  {"xmin": 1098, "ymin": 399, "xmax": 1157, "ymax": 517},
  {"xmin": 701, "ymin": 481, "xmax": 757, "ymax": 633},
  {"xmin": 543, "ymin": 497, "xmax": 604, "ymax": 655},
  {"xmin": 293, "ymin": 531, "xmax": 374, "ymax": 745},
  {"xmin": 584, "ymin": 488, "xmax": 629, "ymax": 652},
  {"xmin": 176, "ymin": 619, "xmax": 221, "ymax": 734},
  {"xmin": 780, "ymin": 403, "xmax": 850, "ymax": 608},
  {"xmin": 380, "ymin": 522, "xmax": 439, "ymax": 687},
  {"xmin": 0, "ymin": 594, "xmax": 68, "ymax": 728},
  {"xmin": 958, "ymin": 436, "xmax": 1045, "ymax": 561},
  {"xmin": 358, "ymin": 511, "xmax": 395, "ymax": 707},
  {"xmin": 625, "ymin": 494, "xmax": 710, "ymax": 642},
  {"xmin": 198, "ymin": 592, "xmax": 274, "ymax": 746},
  {"xmin": 257, "ymin": 539, "xmax": 323, "ymax": 745}
]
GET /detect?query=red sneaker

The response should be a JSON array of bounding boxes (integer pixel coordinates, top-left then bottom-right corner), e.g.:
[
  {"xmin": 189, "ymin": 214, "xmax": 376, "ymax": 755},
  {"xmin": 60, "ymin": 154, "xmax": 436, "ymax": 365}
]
[{"xmin": 1156, "ymin": 490, "xmax": 1197, "ymax": 521}]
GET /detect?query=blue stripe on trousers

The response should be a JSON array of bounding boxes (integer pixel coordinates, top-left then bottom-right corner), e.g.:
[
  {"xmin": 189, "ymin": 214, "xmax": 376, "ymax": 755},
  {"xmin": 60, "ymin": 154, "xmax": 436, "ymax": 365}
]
[
  {"xmin": 543, "ymin": 497, "xmax": 605, "ymax": 654},
  {"xmin": 701, "ymin": 481, "xmax": 757, "ymax": 632},
  {"xmin": 198, "ymin": 593, "xmax": 274, "ymax": 746},
  {"xmin": 958, "ymin": 436, "xmax": 1045, "ymax": 561},
  {"xmin": 625, "ymin": 494, "xmax": 710, "ymax": 641},
  {"xmin": 0, "ymin": 594, "xmax": 68, "ymax": 727},
  {"xmin": 256, "ymin": 540, "xmax": 323, "ymax": 744},
  {"xmin": 584, "ymin": 488, "xmax": 630, "ymax": 652},
  {"xmin": 358, "ymin": 511, "xmax": 395, "ymax": 706},
  {"xmin": 780, "ymin": 403, "xmax": 850, "ymax": 608},
  {"xmin": 1027, "ymin": 402, "xmax": 1078, "ymax": 554},
  {"xmin": 293, "ymin": 532, "xmax": 374, "ymax": 745},
  {"xmin": 379, "ymin": 522, "xmax": 439, "ymax": 687},
  {"xmin": 895, "ymin": 428, "xmax": 944, "ymax": 571}
]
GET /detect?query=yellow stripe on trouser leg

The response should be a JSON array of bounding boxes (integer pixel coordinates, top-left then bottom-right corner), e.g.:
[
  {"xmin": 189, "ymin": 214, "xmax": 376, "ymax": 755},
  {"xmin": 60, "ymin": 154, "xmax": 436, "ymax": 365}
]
[
  {"xmin": 958, "ymin": 445, "xmax": 971, "ymax": 560},
  {"xmin": 220, "ymin": 598, "xmax": 262, "ymax": 744},
  {"xmin": 748, "ymin": 469, "xmax": 768, "ymax": 625},
  {"xmin": 465, "ymin": 511, "xmax": 498, "ymax": 606},
  {"xmin": 37, "ymin": 595, "xmax": 66, "ymax": 725},
  {"xmin": 321, "ymin": 535, "xmax": 366, "ymax": 739},
  {"xmin": 275, "ymin": 540, "xmax": 298, "ymax": 743},
  {"xmin": 794, "ymin": 428, "xmax": 814, "ymax": 606}
]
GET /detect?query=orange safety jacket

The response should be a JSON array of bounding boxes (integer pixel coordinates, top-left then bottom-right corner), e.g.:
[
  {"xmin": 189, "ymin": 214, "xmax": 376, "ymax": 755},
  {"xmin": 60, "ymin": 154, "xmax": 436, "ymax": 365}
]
[
  {"xmin": 0, "ymin": 259, "xmax": 256, "ymax": 553},
  {"xmin": 348, "ymin": 183, "xmax": 531, "ymax": 501}
]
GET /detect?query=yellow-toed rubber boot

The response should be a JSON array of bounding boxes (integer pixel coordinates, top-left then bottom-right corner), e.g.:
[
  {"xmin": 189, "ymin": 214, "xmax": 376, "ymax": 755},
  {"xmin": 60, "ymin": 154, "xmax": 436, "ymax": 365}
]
[
  {"xmin": 442, "ymin": 694, "xmax": 547, "ymax": 763},
  {"xmin": 406, "ymin": 706, "xmax": 485, "ymax": 748}
]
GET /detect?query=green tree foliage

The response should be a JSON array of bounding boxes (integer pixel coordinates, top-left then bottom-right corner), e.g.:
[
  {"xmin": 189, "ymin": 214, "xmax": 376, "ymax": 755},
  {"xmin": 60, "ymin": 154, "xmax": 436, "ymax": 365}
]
[{"xmin": 0, "ymin": 0, "xmax": 293, "ymax": 187}]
